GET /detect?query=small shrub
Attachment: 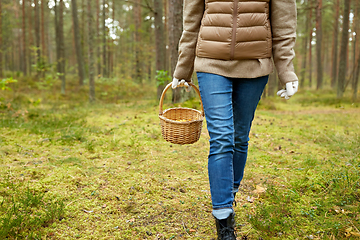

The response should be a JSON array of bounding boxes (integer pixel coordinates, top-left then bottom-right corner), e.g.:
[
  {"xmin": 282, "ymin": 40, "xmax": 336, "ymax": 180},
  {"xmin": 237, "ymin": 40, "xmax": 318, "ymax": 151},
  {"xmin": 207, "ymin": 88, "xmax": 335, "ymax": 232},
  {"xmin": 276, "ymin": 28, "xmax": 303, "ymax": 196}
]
[
  {"xmin": 0, "ymin": 77, "xmax": 17, "ymax": 91},
  {"xmin": 155, "ymin": 70, "xmax": 171, "ymax": 87}
]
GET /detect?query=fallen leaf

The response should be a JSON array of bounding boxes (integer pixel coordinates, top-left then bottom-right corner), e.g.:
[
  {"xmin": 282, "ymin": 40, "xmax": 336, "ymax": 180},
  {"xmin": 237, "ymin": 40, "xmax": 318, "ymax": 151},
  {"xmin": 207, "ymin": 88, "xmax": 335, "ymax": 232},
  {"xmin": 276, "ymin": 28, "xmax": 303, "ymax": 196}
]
[
  {"xmin": 253, "ymin": 185, "xmax": 266, "ymax": 194},
  {"xmin": 350, "ymin": 232, "xmax": 360, "ymax": 237}
]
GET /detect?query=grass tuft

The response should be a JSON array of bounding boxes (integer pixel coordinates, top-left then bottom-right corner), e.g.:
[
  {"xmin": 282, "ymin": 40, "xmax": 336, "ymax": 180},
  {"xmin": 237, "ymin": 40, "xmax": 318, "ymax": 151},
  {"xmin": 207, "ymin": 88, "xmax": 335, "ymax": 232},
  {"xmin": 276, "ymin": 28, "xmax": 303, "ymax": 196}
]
[{"xmin": 0, "ymin": 178, "xmax": 64, "ymax": 239}]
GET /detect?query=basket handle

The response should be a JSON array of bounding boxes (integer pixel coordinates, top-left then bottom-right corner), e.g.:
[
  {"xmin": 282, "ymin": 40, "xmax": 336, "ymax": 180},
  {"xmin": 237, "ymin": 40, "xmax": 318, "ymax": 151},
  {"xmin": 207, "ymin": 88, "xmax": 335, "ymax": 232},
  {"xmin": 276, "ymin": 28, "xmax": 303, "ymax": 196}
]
[{"xmin": 159, "ymin": 82, "xmax": 205, "ymax": 117}]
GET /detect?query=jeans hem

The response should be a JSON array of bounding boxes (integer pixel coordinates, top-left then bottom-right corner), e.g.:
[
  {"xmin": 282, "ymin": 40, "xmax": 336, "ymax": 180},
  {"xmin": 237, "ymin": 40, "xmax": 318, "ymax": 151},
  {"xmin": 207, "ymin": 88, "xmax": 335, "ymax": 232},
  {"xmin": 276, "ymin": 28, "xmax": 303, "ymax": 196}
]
[{"xmin": 212, "ymin": 204, "xmax": 234, "ymax": 210}]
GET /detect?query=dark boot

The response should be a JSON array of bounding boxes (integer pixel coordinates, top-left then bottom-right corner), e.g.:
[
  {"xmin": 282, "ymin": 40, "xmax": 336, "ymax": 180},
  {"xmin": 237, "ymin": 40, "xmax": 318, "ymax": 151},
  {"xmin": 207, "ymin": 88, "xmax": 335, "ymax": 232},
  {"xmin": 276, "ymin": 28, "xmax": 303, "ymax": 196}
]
[{"xmin": 214, "ymin": 213, "xmax": 236, "ymax": 240}]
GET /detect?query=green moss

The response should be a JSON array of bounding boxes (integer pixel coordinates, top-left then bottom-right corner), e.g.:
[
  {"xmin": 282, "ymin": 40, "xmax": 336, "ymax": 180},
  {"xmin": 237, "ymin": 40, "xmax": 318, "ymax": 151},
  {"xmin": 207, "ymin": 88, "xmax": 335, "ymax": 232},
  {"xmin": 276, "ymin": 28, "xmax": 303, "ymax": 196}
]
[{"xmin": 1, "ymin": 86, "xmax": 360, "ymax": 239}]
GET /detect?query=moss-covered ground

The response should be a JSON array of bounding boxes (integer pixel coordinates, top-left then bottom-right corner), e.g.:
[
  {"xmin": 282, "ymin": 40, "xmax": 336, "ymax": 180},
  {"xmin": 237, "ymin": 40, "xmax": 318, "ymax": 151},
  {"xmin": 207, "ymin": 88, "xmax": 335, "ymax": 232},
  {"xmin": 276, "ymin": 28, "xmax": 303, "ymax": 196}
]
[{"xmin": 1, "ymin": 80, "xmax": 360, "ymax": 239}]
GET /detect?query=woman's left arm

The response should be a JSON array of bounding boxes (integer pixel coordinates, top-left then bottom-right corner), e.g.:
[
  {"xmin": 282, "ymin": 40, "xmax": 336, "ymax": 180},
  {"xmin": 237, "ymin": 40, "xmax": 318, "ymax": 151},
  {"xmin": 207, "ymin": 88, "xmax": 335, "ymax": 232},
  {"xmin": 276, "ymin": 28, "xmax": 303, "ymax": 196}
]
[{"xmin": 271, "ymin": 0, "xmax": 298, "ymax": 86}]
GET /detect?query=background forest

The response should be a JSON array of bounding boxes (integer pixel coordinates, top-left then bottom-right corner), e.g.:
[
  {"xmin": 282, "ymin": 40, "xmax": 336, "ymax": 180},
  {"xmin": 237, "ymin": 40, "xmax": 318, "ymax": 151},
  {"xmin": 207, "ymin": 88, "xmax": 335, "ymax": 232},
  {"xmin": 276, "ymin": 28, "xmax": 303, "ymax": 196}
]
[
  {"xmin": 1, "ymin": 0, "xmax": 360, "ymax": 240},
  {"xmin": 0, "ymin": 0, "xmax": 359, "ymax": 101}
]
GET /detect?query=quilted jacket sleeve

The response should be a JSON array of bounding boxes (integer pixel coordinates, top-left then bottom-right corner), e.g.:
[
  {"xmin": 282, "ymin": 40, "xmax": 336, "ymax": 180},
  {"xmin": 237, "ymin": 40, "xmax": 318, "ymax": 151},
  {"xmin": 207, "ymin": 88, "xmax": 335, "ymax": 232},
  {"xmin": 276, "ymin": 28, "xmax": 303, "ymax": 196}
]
[
  {"xmin": 173, "ymin": 0, "xmax": 205, "ymax": 81},
  {"xmin": 271, "ymin": 0, "xmax": 299, "ymax": 85}
]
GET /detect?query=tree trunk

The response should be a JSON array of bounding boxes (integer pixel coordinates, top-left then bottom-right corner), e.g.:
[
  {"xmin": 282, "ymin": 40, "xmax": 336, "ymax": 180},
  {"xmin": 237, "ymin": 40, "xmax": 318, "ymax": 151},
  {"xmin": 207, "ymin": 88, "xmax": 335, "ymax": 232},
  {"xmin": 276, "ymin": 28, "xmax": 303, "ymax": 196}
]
[
  {"xmin": 34, "ymin": 0, "xmax": 41, "ymax": 74},
  {"xmin": 164, "ymin": 0, "xmax": 169, "ymax": 72},
  {"xmin": 46, "ymin": 4, "xmax": 52, "ymax": 63},
  {"xmin": 54, "ymin": 0, "xmax": 60, "ymax": 73},
  {"xmin": 0, "ymin": 0, "xmax": 2, "ymax": 77},
  {"xmin": 154, "ymin": 0, "xmax": 166, "ymax": 99},
  {"xmin": 300, "ymin": 0, "xmax": 309, "ymax": 88},
  {"xmin": 331, "ymin": 0, "xmax": 340, "ymax": 89},
  {"xmin": 28, "ymin": 0, "xmax": 33, "ymax": 75},
  {"xmin": 352, "ymin": 1, "xmax": 360, "ymax": 101},
  {"xmin": 96, "ymin": 0, "xmax": 101, "ymax": 76},
  {"xmin": 337, "ymin": 0, "xmax": 351, "ymax": 98},
  {"xmin": 22, "ymin": 0, "xmax": 27, "ymax": 76},
  {"xmin": 81, "ymin": 0, "xmax": 85, "ymax": 63},
  {"xmin": 13, "ymin": 0, "xmax": 21, "ymax": 73},
  {"xmin": 352, "ymin": 0, "xmax": 359, "ymax": 92},
  {"xmin": 315, "ymin": 0, "xmax": 323, "ymax": 90},
  {"xmin": 41, "ymin": 0, "xmax": 47, "ymax": 61},
  {"xmin": 268, "ymin": 71, "xmax": 277, "ymax": 97},
  {"xmin": 88, "ymin": 0, "xmax": 95, "ymax": 102},
  {"xmin": 169, "ymin": 0, "xmax": 183, "ymax": 103},
  {"xmin": 308, "ymin": 0, "xmax": 313, "ymax": 88},
  {"xmin": 102, "ymin": 0, "xmax": 107, "ymax": 78},
  {"xmin": 58, "ymin": 0, "xmax": 66, "ymax": 94},
  {"xmin": 354, "ymin": 48, "xmax": 360, "ymax": 101},
  {"xmin": 71, "ymin": 0, "xmax": 86, "ymax": 86},
  {"xmin": 134, "ymin": 0, "xmax": 142, "ymax": 82},
  {"xmin": 111, "ymin": 0, "xmax": 115, "ymax": 77}
]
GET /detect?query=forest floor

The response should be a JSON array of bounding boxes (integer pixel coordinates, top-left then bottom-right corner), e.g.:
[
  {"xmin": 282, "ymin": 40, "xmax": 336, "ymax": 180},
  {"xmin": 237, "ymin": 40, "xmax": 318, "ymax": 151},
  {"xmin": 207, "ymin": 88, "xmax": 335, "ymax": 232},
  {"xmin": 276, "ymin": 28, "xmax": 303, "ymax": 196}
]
[{"xmin": 1, "ymin": 81, "xmax": 360, "ymax": 239}]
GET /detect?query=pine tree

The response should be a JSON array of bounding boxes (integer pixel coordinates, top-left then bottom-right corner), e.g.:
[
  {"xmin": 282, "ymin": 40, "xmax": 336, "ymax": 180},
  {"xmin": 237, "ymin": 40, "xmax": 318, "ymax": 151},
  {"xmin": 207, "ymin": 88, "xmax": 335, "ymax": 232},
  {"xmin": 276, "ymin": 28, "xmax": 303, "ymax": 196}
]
[
  {"xmin": 337, "ymin": 0, "xmax": 351, "ymax": 98},
  {"xmin": 154, "ymin": 0, "xmax": 167, "ymax": 99},
  {"xmin": 88, "ymin": 0, "xmax": 95, "ymax": 102},
  {"xmin": 316, "ymin": 0, "xmax": 323, "ymax": 89},
  {"xmin": 71, "ymin": 0, "xmax": 86, "ymax": 85}
]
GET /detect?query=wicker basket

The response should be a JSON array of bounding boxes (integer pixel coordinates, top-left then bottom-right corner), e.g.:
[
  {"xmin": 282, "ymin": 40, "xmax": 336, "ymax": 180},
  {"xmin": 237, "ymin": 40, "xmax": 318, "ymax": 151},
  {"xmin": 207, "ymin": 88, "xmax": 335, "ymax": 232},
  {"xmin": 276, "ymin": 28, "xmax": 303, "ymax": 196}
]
[{"xmin": 159, "ymin": 82, "xmax": 204, "ymax": 145}]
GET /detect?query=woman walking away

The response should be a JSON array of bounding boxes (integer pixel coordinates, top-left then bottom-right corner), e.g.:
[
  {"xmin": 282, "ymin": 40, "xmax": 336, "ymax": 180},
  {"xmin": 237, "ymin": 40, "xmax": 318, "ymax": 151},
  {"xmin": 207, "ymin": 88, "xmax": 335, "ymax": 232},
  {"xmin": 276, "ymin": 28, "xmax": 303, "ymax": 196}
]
[{"xmin": 172, "ymin": 0, "xmax": 298, "ymax": 239}]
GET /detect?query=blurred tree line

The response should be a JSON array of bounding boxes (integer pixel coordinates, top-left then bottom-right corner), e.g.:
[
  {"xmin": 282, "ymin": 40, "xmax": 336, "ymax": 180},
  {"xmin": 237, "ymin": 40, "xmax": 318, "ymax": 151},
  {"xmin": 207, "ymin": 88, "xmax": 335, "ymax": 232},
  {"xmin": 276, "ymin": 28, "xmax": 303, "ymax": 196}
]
[{"xmin": 0, "ymin": 0, "xmax": 358, "ymax": 102}]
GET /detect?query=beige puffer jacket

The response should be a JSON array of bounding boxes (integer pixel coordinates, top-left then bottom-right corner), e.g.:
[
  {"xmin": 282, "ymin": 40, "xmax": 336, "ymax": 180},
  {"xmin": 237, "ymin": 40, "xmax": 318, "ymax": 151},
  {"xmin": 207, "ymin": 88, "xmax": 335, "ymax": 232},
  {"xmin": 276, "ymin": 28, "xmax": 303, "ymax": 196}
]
[
  {"xmin": 197, "ymin": 0, "xmax": 272, "ymax": 61},
  {"xmin": 173, "ymin": 0, "xmax": 298, "ymax": 85}
]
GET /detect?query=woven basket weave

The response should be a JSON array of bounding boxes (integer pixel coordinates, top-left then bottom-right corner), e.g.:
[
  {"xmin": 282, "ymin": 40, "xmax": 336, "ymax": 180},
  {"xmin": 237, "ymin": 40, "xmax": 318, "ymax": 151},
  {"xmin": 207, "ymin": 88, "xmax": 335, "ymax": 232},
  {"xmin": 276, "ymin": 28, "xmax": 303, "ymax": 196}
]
[{"xmin": 159, "ymin": 82, "xmax": 204, "ymax": 145}]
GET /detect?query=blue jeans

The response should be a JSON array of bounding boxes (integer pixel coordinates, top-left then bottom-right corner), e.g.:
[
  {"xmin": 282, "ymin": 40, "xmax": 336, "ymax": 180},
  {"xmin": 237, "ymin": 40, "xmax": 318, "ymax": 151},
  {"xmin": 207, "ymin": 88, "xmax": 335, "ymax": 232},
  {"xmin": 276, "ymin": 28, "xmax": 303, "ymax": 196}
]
[{"xmin": 197, "ymin": 72, "xmax": 268, "ymax": 218}]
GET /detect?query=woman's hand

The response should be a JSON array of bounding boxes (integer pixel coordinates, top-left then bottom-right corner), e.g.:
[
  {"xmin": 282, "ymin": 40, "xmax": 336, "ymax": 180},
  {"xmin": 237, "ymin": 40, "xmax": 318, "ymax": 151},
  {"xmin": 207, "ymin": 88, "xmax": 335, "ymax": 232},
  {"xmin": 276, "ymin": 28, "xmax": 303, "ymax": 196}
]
[
  {"xmin": 172, "ymin": 78, "xmax": 191, "ymax": 92},
  {"xmin": 277, "ymin": 81, "xmax": 298, "ymax": 100}
]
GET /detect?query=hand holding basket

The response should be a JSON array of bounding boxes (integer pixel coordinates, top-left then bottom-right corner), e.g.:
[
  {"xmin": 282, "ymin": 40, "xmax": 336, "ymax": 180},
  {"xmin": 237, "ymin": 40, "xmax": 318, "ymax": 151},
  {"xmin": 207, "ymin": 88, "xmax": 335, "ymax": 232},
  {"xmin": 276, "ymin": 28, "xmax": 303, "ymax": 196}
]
[{"xmin": 158, "ymin": 82, "xmax": 204, "ymax": 145}]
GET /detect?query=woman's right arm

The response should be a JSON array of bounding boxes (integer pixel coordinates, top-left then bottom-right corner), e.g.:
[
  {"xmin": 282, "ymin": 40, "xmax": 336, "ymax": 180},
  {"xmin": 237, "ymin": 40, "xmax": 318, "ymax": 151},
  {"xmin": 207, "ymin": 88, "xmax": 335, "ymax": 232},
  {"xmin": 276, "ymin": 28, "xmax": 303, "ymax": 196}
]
[{"xmin": 173, "ymin": 0, "xmax": 205, "ymax": 82}]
